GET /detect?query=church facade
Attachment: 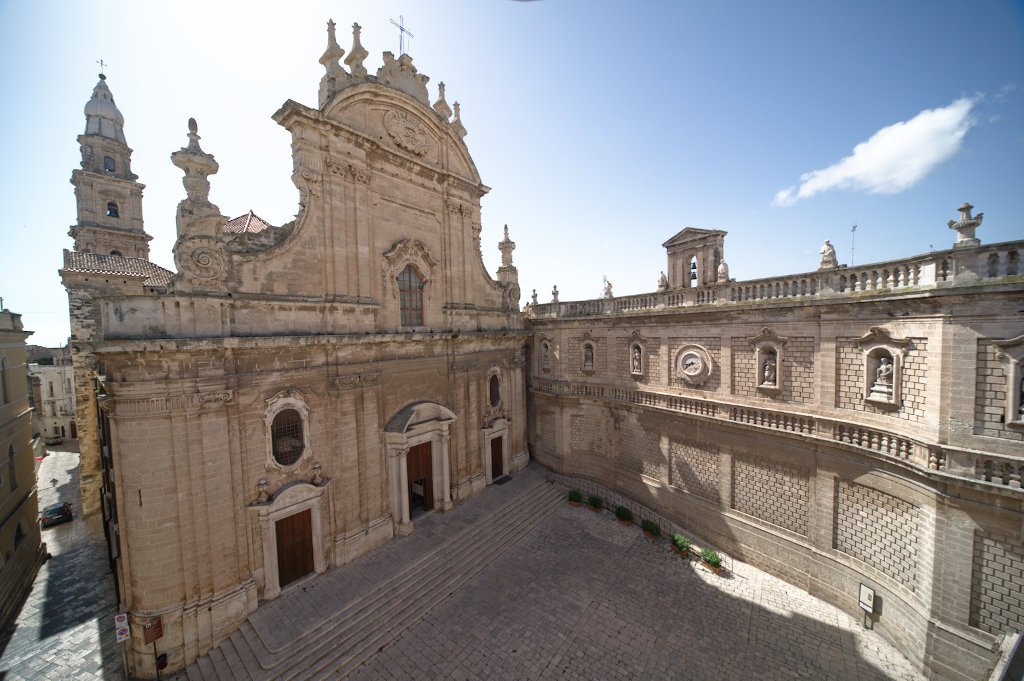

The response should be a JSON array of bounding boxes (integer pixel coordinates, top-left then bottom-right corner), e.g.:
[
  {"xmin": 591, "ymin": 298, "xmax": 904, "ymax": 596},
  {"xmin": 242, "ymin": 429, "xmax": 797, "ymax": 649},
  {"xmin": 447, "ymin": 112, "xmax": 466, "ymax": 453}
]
[
  {"xmin": 61, "ymin": 22, "xmax": 527, "ymax": 678},
  {"xmin": 527, "ymin": 219, "xmax": 1024, "ymax": 680}
]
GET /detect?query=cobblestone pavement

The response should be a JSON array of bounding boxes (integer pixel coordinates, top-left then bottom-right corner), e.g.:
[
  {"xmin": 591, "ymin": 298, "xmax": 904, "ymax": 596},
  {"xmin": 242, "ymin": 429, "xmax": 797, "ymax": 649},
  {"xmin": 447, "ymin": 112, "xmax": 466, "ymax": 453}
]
[
  {"xmin": 0, "ymin": 442, "xmax": 125, "ymax": 681},
  {"xmin": 350, "ymin": 497, "xmax": 924, "ymax": 681}
]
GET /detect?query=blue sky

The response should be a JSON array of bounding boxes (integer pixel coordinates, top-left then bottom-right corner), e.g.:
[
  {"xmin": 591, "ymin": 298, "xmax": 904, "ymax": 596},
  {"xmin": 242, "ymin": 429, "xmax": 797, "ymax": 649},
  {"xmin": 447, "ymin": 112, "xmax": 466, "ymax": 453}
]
[{"xmin": 1, "ymin": 0, "xmax": 1022, "ymax": 346}]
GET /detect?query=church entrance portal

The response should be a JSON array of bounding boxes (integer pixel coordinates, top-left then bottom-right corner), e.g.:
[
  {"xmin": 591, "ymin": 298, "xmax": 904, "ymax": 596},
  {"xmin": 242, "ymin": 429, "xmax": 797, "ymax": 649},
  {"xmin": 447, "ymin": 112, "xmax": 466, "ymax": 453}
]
[
  {"xmin": 407, "ymin": 442, "xmax": 434, "ymax": 518},
  {"xmin": 275, "ymin": 509, "xmax": 314, "ymax": 589},
  {"xmin": 490, "ymin": 437, "xmax": 504, "ymax": 480}
]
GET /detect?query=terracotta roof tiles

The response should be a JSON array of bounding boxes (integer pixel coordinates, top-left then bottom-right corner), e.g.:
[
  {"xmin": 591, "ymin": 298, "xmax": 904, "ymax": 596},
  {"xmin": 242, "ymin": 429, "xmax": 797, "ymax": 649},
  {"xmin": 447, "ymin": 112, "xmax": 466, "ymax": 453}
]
[
  {"xmin": 61, "ymin": 250, "xmax": 174, "ymax": 287},
  {"xmin": 223, "ymin": 210, "xmax": 273, "ymax": 234}
]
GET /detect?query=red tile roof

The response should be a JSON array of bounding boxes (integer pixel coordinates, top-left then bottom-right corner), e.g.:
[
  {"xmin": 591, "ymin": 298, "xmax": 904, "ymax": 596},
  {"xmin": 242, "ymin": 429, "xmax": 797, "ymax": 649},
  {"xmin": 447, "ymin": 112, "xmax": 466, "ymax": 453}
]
[
  {"xmin": 223, "ymin": 210, "xmax": 273, "ymax": 234},
  {"xmin": 61, "ymin": 250, "xmax": 174, "ymax": 287}
]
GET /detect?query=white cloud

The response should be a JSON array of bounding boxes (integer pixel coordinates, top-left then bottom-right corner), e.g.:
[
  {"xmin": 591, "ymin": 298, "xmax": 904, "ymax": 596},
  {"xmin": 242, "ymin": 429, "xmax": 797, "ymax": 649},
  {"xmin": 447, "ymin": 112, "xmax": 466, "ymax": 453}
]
[{"xmin": 773, "ymin": 98, "xmax": 976, "ymax": 206}]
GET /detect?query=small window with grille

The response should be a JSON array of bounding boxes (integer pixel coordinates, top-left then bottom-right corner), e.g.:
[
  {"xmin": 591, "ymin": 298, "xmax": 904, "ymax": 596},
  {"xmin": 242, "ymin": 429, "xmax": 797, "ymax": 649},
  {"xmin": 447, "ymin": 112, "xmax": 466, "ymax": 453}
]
[
  {"xmin": 271, "ymin": 409, "xmax": 304, "ymax": 466},
  {"xmin": 398, "ymin": 265, "xmax": 424, "ymax": 326}
]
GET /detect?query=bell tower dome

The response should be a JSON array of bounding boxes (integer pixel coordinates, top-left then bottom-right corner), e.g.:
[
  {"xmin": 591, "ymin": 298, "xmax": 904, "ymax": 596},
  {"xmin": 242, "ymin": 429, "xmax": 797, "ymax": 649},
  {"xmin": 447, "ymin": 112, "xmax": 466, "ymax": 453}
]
[{"xmin": 69, "ymin": 74, "xmax": 151, "ymax": 258}]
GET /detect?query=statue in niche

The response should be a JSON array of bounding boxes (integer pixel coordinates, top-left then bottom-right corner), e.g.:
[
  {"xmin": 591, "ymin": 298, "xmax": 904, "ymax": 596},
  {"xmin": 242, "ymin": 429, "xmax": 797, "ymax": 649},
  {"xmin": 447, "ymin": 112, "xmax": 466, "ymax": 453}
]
[
  {"xmin": 632, "ymin": 346, "xmax": 642, "ymax": 374},
  {"xmin": 583, "ymin": 344, "xmax": 594, "ymax": 371},
  {"xmin": 541, "ymin": 343, "xmax": 550, "ymax": 372},
  {"xmin": 870, "ymin": 356, "xmax": 894, "ymax": 398},
  {"xmin": 657, "ymin": 271, "xmax": 668, "ymax": 291},
  {"xmin": 1018, "ymin": 370, "xmax": 1024, "ymax": 417},
  {"xmin": 819, "ymin": 240, "xmax": 838, "ymax": 269},
  {"xmin": 762, "ymin": 352, "xmax": 777, "ymax": 386}
]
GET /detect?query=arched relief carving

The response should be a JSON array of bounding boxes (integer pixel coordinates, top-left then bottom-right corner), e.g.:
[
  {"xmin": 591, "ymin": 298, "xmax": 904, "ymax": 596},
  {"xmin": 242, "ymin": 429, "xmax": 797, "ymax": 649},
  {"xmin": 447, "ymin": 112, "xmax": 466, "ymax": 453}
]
[
  {"xmin": 749, "ymin": 327, "xmax": 788, "ymax": 397},
  {"xmin": 856, "ymin": 327, "xmax": 910, "ymax": 410},
  {"xmin": 381, "ymin": 238, "xmax": 438, "ymax": 299},
  {"xmin": 993, "ymin": 333, "xmax": 1024, "ymax": 428},
  {"xmin": 675, "ymin": 344, "xmax": 714, "ymax": 387},
  {"xmin": 383, "ymin": 109, "xmax": 434, "ymax": 157}
]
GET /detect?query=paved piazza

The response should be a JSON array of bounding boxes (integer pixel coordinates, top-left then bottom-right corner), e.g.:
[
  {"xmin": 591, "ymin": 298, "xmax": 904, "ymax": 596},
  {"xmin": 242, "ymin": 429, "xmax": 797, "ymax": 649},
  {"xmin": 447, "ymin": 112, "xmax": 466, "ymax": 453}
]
[{"xmin": 351, "ymin": 493, "xmax": 922, "ymax": 681}]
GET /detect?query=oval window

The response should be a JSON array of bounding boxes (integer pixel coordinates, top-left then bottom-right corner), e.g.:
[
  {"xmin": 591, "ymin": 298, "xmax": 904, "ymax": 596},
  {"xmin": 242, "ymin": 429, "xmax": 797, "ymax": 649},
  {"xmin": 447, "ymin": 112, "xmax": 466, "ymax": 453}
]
[
  {"xmin": 489, "ymin": 375, "xmax": 500, "ymax": 408},
  {"xmin": 271, "ymin": 409, "xmax": 304, "ymax": 466}
]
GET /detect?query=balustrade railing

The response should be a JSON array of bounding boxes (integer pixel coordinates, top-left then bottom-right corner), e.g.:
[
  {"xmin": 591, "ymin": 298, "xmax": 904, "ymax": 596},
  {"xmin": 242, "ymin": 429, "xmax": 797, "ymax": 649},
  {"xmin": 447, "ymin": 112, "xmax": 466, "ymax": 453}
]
[
  {"xmin": 526, "ymin": 241, "xmax": 1022, "ymax": 320},
  {"xmin": 529, "ymin": 379, "xmax": 1023, "ymax": 493}
]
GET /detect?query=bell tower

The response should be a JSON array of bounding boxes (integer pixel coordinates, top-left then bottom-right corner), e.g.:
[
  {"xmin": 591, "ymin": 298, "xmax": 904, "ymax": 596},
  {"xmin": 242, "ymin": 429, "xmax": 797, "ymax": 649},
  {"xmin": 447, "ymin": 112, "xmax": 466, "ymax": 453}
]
[{"xmin": 68, "ymin": 74, "xmax": 151, "ymax": 259}]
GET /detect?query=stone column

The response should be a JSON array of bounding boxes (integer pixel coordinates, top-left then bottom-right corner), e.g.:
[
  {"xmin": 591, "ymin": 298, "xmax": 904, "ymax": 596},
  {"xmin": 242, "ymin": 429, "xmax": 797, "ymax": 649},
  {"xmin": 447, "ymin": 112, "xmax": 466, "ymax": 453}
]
[{"xmin": 389, "ymin": 446, "xmax": 412, "ymax": 535}]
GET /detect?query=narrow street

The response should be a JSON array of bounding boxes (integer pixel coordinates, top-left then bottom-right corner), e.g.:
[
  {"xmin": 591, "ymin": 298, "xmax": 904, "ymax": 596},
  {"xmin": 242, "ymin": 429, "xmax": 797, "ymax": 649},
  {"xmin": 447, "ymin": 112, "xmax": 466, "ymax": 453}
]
[{"xmin": 0, "ymin": 441, "xmax": 125, "ymax": 680}]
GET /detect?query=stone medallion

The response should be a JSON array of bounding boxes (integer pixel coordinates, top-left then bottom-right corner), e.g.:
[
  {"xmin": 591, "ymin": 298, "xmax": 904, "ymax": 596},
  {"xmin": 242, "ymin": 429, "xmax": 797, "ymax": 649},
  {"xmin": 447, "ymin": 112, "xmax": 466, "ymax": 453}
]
[{"xmin": 383, "ymin": 110, "xmax": 432, "ymax": 156}]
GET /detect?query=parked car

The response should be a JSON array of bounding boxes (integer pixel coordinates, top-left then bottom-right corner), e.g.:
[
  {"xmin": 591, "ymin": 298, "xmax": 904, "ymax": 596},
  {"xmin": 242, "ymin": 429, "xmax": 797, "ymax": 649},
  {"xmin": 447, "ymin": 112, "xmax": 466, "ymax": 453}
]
[{"xmin": 40, "ymin": 502, "xmax": 73, "ymax": 528}]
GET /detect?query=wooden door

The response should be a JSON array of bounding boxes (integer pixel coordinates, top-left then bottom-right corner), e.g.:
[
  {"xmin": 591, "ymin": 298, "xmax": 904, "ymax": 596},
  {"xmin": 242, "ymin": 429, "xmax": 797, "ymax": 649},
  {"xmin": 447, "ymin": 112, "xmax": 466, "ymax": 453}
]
[
  {"xmin": 276, "ymin": 509, "xmax": 313, "ymax": 589},
  {"xmin": 70, "ymin": 421, "xmax": 77, "ymax": 438},
  {"xmin": 407, "ymin": 442, "xmax": 434, "ymax": 512},
  {"xmin": 491, "ymin": 437, "xmax": 503, "ymax": 480}
]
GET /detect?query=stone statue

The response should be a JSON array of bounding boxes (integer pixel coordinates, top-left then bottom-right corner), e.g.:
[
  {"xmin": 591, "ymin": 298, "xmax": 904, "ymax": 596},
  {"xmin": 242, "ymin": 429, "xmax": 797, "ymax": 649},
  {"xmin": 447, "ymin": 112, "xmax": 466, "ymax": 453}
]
[
  {"xmin": 632, "ymin": 346, "xmax": 642, "ymax": 374},
  {"xmin": 717, "ymin": 260, "xmax": 729, "ymax": 283},
  {"xmin": 1018, "ymin": 372, "xmax": 1024, "ymax": 416},
  {"xmin": 542, "ymin": 343, "xmax": 550, "ymax": 371},
  {"xmin": 551, "ymin": 286, "xmax": 559, "ymax": 303},
  {"xmin": 657, "ymin": 271, "xmax": 668, "ymax": 291},
  {"xmin": 762, "ymin": 353, "xmax": 777, "ymax": 385},
  {"xmin": 819, "ymin": 240, "xmax": 838, "ymax": 269},
  {"xmin": 583, "ymin": 345, "xmax": 594, "ymax": 370},
  {"xmin": 603, "ymin": 280, "xmax": 613, "ymax": 299},
  {"xmin": 870, "ymin": 356, "xmax": 894, "ymax": 397},
  {"xmin": 312, "ymin": 462, "xmax": 324, "ymax": 484},
  {"xmin": 530, "ymin": 289, "xmax": 538, "ymax": 305}
]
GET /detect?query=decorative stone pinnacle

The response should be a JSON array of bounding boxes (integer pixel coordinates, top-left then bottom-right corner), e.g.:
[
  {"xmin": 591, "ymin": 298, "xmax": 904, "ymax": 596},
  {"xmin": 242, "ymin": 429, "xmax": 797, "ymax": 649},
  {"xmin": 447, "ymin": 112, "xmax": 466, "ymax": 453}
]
[
  {"xmin": 947, "ymin": 201, "xmax": 983, "ymax": 248},
  {"xmin": 320, "ymin": 18, "xmax": 345, "ymax": 70},
  {"xmin": 498, "ymin": 224, "xmax": 516, "ymax": 268},
  {"xmin": 171, "ymin": 118, "xmax": 219, "ymax": 206},
  {"xmin": 451, "ymin": 101, "xmax": 467, "ymax": 139},
  {"xmin": 433, "ymin": 81, "xmax": 453, "ymax": 120},
  {"xmin": 345, "ymin": 22, "xmax": 368, "ymax": 78}
]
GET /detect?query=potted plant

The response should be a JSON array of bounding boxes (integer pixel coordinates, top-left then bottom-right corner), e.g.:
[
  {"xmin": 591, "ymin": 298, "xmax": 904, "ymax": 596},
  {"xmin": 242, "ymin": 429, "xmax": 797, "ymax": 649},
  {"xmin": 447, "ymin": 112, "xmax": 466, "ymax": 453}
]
[
  {"xmin": 586, "ymin": 494, "xmax": 603, "ymax": 512},
  {"xmin": 567, "ymin": 489, "xmax": 583, "ymax": 507},
  {"xmin": 640, "ymin": 518, "xmax": 661, "ymax": 540},
  {"xmin": 700, "ymin": 547, "xmax": 724, "ymax": 575},
  {"xmin": 614, "ymin": 506, "xmax": 633, "ymax": 525},
  {"xmin": 671, "ymin": 534, "xmax": 691, "ymax": 557}
]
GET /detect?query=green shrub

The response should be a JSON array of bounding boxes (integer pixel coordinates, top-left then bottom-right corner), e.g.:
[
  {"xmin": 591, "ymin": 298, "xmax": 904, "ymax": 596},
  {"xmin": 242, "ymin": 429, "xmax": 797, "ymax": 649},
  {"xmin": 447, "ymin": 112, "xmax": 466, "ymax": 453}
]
[
  {"xmin": 640, "ymin": 518, "xmax": 661, "ymax": 536},
  {"xmin": 701, "ymin": 548, "xmax": 722, "ymax": 568},
  {"xmin": 568, "ymin": 489, "xmax": 583, "ymax": 503},
  {"xmin": 671, "ymin": 534, "xmax": 692, "ymax": 551},
  {"xmin": 586, "ymin": 494, "xmax": 603, "ymax": 509},
  {"xmin": 614, "ymin": 506, "xmax": 633, "ymax": 522}
]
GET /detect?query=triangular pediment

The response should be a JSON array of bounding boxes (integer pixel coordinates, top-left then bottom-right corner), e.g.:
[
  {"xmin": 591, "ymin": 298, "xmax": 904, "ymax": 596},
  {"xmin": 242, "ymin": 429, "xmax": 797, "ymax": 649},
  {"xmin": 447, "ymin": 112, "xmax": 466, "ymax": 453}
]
[{"xmin": 661, "ymin": 227, "xmax": 727, "ymax": 248}]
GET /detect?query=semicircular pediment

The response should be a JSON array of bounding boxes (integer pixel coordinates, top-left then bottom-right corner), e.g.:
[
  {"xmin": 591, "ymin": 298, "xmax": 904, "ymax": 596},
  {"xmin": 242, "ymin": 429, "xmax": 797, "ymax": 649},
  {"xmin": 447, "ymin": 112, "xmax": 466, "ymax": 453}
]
[{"xmin": 385, "ymin": 400, "xmax": 458, "ymax": 434}]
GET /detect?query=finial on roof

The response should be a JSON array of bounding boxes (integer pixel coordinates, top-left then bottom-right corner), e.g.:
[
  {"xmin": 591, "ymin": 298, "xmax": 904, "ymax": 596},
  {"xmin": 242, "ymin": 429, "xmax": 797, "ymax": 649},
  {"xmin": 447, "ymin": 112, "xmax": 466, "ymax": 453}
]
[
  {"xmin": 171, "ymin": 117, "xmax": 219, "ymax": 210},
  {"xmin": 433, "ymin": 81, "xmax": 453, "ymax": 120},
  {"xmin": 320, "ymin": 19, "xmax": 346, "ymax": 71},
  {"xmin": 498, "ymin": 224, "xmax": 516, "ymax": 269},
  {"xmin": 98, "ymin": 73, "xmax": 106, "ymax": 81},
  {"xmin": 345, "ymin": 22, "xmax": 368, "ymax": 78},
  {"xmin": 451, "ymin": 101, "xmax": 467, "ymax": 139}
]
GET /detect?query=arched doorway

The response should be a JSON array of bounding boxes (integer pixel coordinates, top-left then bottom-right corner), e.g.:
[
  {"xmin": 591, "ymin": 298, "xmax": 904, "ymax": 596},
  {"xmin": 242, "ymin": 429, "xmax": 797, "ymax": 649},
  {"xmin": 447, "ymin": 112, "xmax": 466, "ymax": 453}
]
[{"xmin": 384, "ymin": 402, "xmax": 456, "ymax": 536}]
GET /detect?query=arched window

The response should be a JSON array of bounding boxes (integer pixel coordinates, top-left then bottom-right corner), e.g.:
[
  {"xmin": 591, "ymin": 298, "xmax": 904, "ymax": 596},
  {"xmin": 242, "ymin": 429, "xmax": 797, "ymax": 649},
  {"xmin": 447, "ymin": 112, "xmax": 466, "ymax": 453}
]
[
  {"xmin": 489, "ymin": 374, "xmax": 501, "ymax": 408},
  {"xmin": 103, "ymin": 156, "xmax": 116, "ymax": 173},
  {"xmin": 271, "ymin": 409, "xmax": 304, "ymax": 466},
  {"xmin": 397, "ymin": 265, "xmax": 424, "ymax": 326},
  {"xmin": 689, "ymin": 256, "xmax": 698, "ymax": 283},
  {"xmin": 106, "ymin": 201, "xmax": 119, "ymax": 218},
  {"xmin": 0, "ymin": 356, "xmax": 7, "ymax": 404}
]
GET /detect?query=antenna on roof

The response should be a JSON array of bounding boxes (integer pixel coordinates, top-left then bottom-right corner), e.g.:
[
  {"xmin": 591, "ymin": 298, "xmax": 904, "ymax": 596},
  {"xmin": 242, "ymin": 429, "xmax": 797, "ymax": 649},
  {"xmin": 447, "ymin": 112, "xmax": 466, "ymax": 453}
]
[
  {"xmin": 389, "ymin": 15, "xmax": 414, "ymax": 55},
  {"xmin": 851, "ymin": 224, "xmax": 857, "ymax": 266}
]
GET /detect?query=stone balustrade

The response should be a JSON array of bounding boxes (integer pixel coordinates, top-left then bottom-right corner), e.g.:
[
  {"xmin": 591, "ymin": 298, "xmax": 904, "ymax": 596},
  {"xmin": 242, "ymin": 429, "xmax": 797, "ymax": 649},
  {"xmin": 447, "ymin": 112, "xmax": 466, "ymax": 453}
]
[
  {"xmin": 530, "ymin": 379, "xmax": 1024, "ymax": 493},
  {"xmin": 526, "ymin": 241, "xmax": 1022, "ymax": 320}
]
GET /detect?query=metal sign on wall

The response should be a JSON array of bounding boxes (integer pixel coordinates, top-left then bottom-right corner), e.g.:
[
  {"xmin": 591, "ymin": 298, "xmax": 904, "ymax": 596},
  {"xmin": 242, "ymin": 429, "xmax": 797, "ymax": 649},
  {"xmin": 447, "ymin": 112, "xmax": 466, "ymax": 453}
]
[
  {"xmin": 143, "ymin": 617, "xmax": 163, "ymax": 645},
  {"xmin": 114, "ymin": 613, "xmax": 130, "ymax": 643}
]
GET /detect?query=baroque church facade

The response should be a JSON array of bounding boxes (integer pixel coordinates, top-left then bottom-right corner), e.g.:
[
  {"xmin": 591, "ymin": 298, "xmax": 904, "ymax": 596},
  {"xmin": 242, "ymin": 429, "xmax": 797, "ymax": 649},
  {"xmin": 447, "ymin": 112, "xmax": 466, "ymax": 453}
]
[
  {"xmin": 62, "ymin": 22, "xmax": 527, "ymax": 678},
  {"xmin": 59, "ymin": 20, "xmax": 1022, "ymax": 681}
]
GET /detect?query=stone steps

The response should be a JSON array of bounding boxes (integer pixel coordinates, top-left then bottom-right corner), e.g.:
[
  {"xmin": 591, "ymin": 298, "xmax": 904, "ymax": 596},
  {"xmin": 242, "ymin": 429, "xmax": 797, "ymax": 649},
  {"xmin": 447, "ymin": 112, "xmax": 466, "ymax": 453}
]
[{"xmin": 177, "ymin": 477, "xmax": 562, "ymax": 680}]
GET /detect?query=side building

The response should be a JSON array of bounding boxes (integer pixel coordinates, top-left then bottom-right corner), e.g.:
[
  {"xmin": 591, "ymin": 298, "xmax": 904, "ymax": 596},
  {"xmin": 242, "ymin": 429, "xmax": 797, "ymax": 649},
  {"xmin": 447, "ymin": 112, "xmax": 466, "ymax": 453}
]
[
  {"xmin": 28, "ymin": 356, "xmax": 77, "ymax": 444},
  {"xmin": 526, "ymin": 219, "xmax": 1024, "ymax": 681},
  {"xmin": 0, "ymin": 307, "xmax": 45, "ymax": 627},
  {"xmin": 60, "ymin": 22, "xmax": 527, "ymax": 678}
]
